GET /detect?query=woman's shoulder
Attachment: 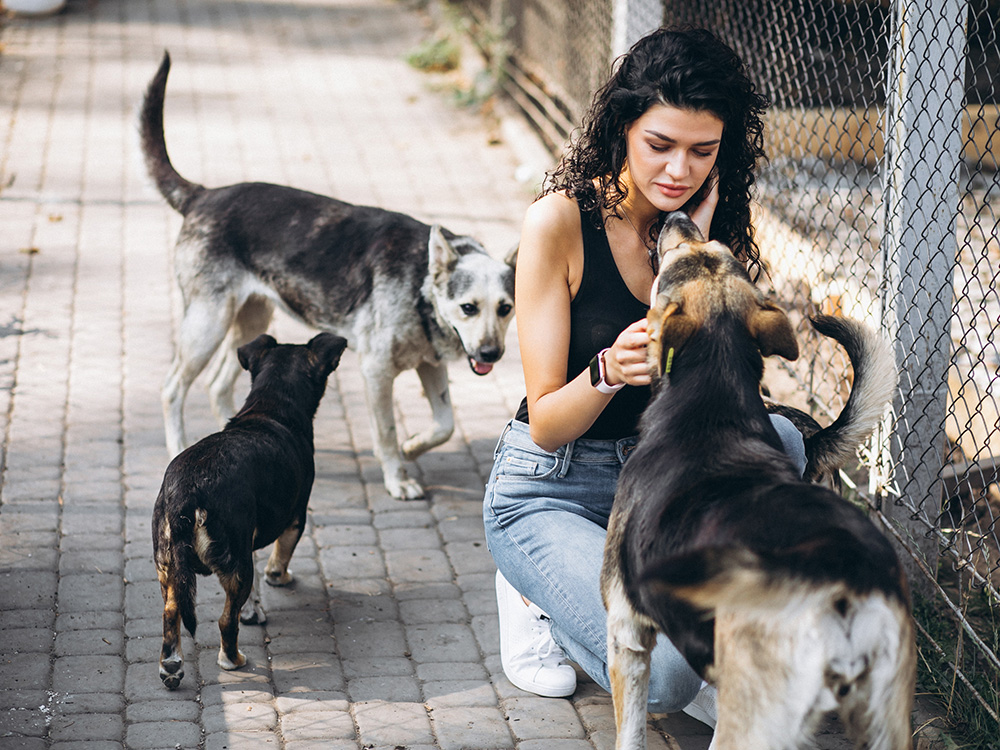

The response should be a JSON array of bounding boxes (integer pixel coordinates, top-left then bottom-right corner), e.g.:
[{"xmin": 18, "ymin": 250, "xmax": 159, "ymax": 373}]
[
  {"xmin": 516, "ymin": 192, "xmax": 587, "ymax": 284},
  {"xmin": 522, "ymin": 192, "xmax": 582, "ymax": 239}
]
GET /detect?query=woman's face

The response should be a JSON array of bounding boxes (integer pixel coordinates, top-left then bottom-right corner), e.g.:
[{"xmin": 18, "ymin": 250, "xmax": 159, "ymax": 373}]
[{"xmin": 622, "ymin": 103, "xmax": 724, "ymax": 215}]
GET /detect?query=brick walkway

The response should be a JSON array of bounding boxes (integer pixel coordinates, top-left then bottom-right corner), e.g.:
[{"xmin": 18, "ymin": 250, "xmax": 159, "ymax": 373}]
[{"xmin": 0, "ymin": 0, "xmax": 721, "ymax": 748}]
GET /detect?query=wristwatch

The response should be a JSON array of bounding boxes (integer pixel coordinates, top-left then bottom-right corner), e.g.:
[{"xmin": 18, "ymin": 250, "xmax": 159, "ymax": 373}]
[{"xmin": 589, "ymin": 348, "xmax": 625, "ymax": 394}]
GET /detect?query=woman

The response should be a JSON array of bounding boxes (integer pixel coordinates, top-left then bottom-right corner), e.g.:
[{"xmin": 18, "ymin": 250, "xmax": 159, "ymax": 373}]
[{"xmin": 482, "ymin": 27, "xmax": 806, "ymax": 725}]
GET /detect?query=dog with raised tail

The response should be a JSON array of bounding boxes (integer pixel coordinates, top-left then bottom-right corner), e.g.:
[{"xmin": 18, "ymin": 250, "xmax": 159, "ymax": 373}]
[
  {"xmin": 601, "ymin": 213, "xmax": 914, "ymax": 750},
  {"xmin": 140, "ymin": 51, "xmax": 516, "ymax": 500},
  {"xmin": 153, "ymin": 332, "xmax": 347, "ymax": 690}
]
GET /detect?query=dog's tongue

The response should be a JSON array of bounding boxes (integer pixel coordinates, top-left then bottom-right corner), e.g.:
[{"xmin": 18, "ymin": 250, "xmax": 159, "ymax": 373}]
[{"xmin": 471, "ymin": 358, "xmax": 493, "ymax": 376}]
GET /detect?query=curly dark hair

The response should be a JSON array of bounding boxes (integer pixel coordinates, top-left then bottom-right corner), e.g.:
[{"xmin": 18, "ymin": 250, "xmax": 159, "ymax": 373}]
[{"xmin": 543, "ymin": 27, "xmax": 769, "ymax": 278}]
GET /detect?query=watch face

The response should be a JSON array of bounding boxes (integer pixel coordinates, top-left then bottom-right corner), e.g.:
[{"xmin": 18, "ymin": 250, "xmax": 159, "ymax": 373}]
[{"xmin": 590, "ymin": 352, "xmax": 602, "ymax": 387}]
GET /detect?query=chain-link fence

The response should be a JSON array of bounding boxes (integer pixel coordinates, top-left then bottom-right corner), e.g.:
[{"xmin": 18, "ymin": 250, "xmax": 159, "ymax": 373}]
[{"xmin": 456, "ymin": 0, "xmax": 1000, "ymax": 739}]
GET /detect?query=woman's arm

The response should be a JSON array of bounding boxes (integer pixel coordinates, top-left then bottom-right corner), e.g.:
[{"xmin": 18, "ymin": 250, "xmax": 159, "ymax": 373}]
[{"xmin": 516, "ymin": 195, "xmax": 650, "ymax": 451}]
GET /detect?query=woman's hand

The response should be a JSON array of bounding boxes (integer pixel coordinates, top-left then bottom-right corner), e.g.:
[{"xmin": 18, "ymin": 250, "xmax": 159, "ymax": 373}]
[
  {"xmin": 604, "ymin": 318, "xmax": 652, "ymax": 387},
  {"xmin": 688, "ymin": 173, "xmax": 719, "ymax": 239}
]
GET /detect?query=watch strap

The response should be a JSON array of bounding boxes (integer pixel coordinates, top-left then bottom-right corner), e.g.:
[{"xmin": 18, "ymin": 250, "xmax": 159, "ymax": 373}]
[{"xmin": 591, "ymin": 348, "xmax": 625, "ymax": 394}]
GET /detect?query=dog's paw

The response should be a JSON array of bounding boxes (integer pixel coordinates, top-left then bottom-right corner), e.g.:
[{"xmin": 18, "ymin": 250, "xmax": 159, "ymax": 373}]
[
  {"xmin": 239, "ymin": 599, "xmax": 267, "ymax": 625},
  {"xmin": 386, "ymin": 475, "xmax": 426, "ymax": 500},
  {"xmin": 401, "ymin": 429, "xmax": 452, "ymax": 460},
  {"xmin": 400, "ymin": 440, "xmax": 423, "ymax": 461},
  {"xmin": 218, "ymin": 647, "xmax": 247, "ymax": 670},
  {"xmin": 264, "ymin": 568, "xmax": 294, "ymax": 587},
  {"xmin": 160, "ymin": 671, "xmax": 184, "ymax": 690},
  {"xmin": 159, "ymin": 655, "xmax": 184, "ymax": 690},
  {"xmin": 401, "ymin": 435, "xmax": 434, "ymax": 461}
]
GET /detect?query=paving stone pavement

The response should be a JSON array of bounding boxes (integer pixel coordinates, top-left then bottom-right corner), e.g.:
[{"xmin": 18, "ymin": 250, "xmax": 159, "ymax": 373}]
[{"xmin": 0, "ymin": 0, "xmax": 724, "ymax": 748}]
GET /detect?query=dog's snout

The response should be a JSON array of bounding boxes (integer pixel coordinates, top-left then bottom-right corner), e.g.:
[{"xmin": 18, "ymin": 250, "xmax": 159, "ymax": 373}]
[
  {"xmin": 476, "ymin": 345, "xmax": 502, "ymax": 364},
  {"xmin": 662, "ymin": 211, "xmax": 698, "ymax": 231}
]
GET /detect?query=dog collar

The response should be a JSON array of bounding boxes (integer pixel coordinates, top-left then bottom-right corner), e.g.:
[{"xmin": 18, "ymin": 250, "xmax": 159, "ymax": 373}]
[{"xmin": 663, "ymin": 347, "xmax": 675, "ymax": 376}]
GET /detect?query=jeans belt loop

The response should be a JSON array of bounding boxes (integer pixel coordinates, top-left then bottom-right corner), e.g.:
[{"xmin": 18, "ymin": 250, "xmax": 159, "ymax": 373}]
[
  {"xmin": 618, "ymin": 438, "xmax": 636, "ymax": 463},
  {"xmin": 494, "ymin": 419, "xmax": 513, "ymax": 460},
  {"xmin": 558, "ymin": 439, "xmax": 575, "ymax": 478}
]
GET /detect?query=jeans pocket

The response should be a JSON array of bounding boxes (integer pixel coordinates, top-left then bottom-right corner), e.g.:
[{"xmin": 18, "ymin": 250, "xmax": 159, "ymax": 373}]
[
  {"xmin": 486, "ymin": 444, "xmax": 561, "ymax": 528},
  {"xmin": 497, "ymin": 448, "xmax": 560, "ymax": 481}
]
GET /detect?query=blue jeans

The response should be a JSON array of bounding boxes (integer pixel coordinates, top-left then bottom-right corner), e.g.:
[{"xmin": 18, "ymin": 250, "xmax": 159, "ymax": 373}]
[{"xmin": 483, "ymin": 416, "xmax": 806, "ymax": 712}]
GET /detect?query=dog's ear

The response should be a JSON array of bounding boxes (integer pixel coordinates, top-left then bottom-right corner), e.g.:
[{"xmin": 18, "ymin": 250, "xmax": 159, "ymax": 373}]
[
  {"xmin": 503, "ymin": 242, "xmax": 518, "ymax": 271},
  {"xmin": 308, "ymin": 333, "xmax": 348, "ymax": 375},
  {"xmin": 428, "ymin": 225, "xmax": 459, "ymax": 278},
  {"xmin": 237, "ymin": 334, "xmax": 278, "ymax": 373},
  {"xmin": 647, "ymin": 302, "xmax": 697, "ymax": 376},
  {"xmin": 655, "ymin": 212, "xmax": 704, "ymax": 266},
  {"xmin": 750, "ymin": 303, "xmax": 799, "ymax": 361}
]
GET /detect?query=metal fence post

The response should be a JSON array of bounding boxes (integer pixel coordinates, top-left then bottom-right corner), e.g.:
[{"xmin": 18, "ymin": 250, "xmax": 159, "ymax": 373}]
[
  {"xmin": 877, "ymin": 0, "xmax": 969, "ymax": 595},
  {"xmin": 611, "ymin": 0, "xmax": 665, "ymax": 59}
]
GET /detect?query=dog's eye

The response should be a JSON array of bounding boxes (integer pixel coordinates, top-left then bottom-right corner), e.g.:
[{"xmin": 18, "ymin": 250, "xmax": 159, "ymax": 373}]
[
  {"xmin": 498, "ymin": 303, "xmax": 512, "ymax": 317},
  {"xmin": 460, "ymin": 303, "xmax": 478, "ymax": 316}
]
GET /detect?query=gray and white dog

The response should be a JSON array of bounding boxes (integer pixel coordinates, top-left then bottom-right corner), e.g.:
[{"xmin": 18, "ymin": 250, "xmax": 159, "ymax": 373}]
[{"xmin": 141, "ymin": 52, "xmax": 516, "ymax": 499}]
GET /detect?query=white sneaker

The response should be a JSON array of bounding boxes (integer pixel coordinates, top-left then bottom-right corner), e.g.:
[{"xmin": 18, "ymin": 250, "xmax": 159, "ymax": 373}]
[
  {"xmin": 682, "ymin": 682, "xmax": 717, "ymax": 729},
  {"xmin": 495, "ymin": 570, "xmax": 577, "ymax": 697}
]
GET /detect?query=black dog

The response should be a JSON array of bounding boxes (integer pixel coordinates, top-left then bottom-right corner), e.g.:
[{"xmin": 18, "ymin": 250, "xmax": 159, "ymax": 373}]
[
  {"xmin": 601, "ymin": 214, "xmax": 914, "ymax": 749},
  {"xmin": 153, "ymin": 332, "xmax": 346, "ymax": 689}
]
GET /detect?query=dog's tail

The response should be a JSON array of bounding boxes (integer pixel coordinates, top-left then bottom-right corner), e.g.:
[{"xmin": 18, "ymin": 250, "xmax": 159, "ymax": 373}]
[
  {"xmin": 154, "ymin": 507, "xmax": 200, "ymax": 637},
  {"xmin": 173, "ymin": 542, "xmax": 199, "ymax": 637},
  {"xmin": 139, "ymin": 51, "xmax": 204, "ymax": 214},
  {"xmin": 167, "ymin": 510, "xmax": 200, "ymax": 636},
  {"xmin": 801, "ymin": 315, "xmax": 897, "ymax": 482}
]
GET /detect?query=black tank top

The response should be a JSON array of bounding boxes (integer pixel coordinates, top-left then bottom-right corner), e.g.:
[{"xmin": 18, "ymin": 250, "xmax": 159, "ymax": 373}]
[{"xmin": 515, "ymin": 206, "xmax": 652, "ymax": 441}]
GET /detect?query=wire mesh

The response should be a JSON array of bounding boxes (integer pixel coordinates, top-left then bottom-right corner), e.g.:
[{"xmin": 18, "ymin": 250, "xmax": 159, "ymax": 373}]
[
  {"xmin": 462, "ymin": 0, "xmax": 614, "ymax": 150},
  {"xmin": 453, "ymin": 0, "xmax": 1000, "ymax": 738}
]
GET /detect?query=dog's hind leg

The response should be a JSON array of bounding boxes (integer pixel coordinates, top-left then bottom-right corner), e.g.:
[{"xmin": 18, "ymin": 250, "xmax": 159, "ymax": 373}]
[
  {"xmin": 163, "ymin": 297, "xmax": 234, "ymax": 456},
  {"xmin": 239, "ymin": 567, "xmax": 267, "ymax": 625},
  {"xmin": 206, "ymin": 295, "xmax": 274, "ymax": 426},
  {"xmin": 264, "ymin": 521, "xmax": 304, "ymax": 587},
  {"xmin": 217, "ymin": 564, "xmax": 253, "ymax": 670},
  {"xmin": 605, "ymin": 583, "xmax": 657, "ymax": 750},
  {"xmin": 360, "ymin": 357, "xmax": 425, "ymax": 500},
  {"xmin": 712, "ymin": 610, "xmax": 829, "ymax": 750},
  {"xmin": 837, "ymin": 601, "xmax": 916, "ymax": 750},
  {"xmin": 401, "ymin": 361, "xmax": 454, "ymax": 460},
  {"xmin": 157, "ymin": 566, "xmax": 186, "ymax": 689}
]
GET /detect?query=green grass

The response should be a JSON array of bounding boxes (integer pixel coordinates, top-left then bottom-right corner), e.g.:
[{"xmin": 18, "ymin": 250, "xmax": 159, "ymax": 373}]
[
  {"xmin": 912, "ymin": 587, "xmax": 1000, "ymax": 749},
  {"xmin": 405, "ymin": 34, "xmax": 460, "ymax": 73}
]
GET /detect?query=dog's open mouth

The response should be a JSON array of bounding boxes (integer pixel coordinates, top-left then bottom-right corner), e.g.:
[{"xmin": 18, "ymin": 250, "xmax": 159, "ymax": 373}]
[{"xmin": 469, "ymin": 358, "xmax": 493, "ymax": 376}]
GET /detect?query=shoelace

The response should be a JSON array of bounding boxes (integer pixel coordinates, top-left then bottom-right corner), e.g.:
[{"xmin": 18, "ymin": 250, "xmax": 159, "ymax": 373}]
[{"xmin": 526, "ymin": 616, "xmax": 566, "ymax": 666}]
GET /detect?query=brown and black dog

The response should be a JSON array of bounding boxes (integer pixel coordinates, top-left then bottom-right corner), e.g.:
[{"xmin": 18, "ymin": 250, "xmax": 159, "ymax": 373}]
[
  {"xmin": 153, "ymin": 332, "xmax": 346, "ymax": 689},
  {"xmin": 601, "ymin": 213, "xmax": 914, "ymax": 749}
]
